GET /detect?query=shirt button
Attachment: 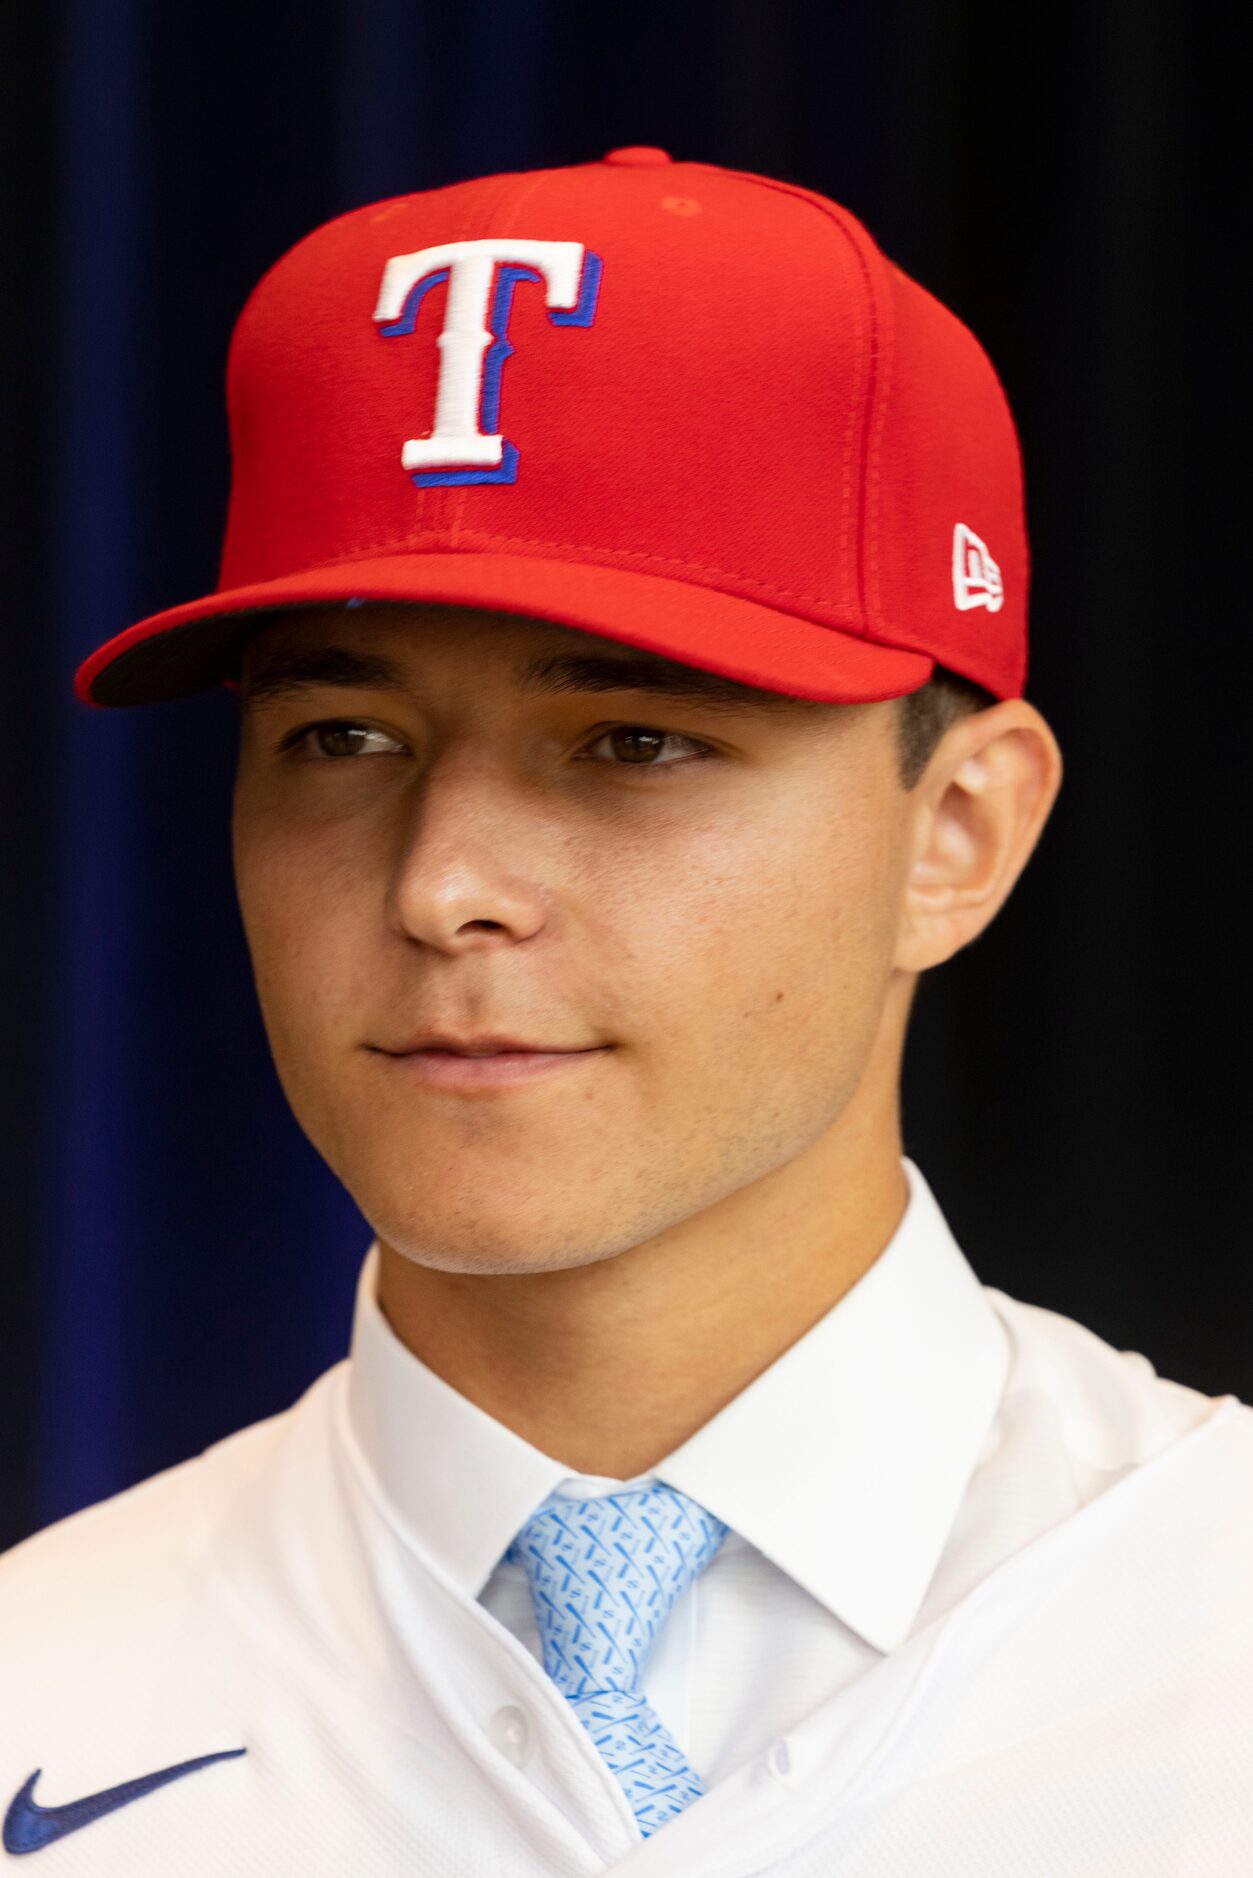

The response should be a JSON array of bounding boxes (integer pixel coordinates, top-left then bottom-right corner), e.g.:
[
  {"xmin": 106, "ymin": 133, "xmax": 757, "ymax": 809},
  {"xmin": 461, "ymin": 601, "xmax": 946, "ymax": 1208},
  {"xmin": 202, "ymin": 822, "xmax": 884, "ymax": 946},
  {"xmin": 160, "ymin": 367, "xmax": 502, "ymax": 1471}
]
[
  {"xmin": 602, "ymin": 146, "xmax": 672, "ymax": 166},
  {"xmin": 487, "ymin": 1704, "xmax": 533, "ymax": 1768},
  {"xmin": 765, "ymin": 1737, "xmax": 799, "ymax": 1787}
]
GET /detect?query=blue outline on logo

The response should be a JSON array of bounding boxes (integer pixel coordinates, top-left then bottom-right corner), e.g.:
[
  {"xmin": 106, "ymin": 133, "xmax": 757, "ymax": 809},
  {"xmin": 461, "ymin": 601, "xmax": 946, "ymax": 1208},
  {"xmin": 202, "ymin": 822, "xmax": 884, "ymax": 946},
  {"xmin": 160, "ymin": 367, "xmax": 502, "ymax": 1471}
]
[
  {"xmin": 549, "ymin": 249, "xmax": 603, "ymax": 326},
  {"xmin": 376, "ymin": 269, "xmax": 451, "ymax": 339},
  {"xmin": 377, "ymin": 250, "xmax": 604, "ymax": 488}
]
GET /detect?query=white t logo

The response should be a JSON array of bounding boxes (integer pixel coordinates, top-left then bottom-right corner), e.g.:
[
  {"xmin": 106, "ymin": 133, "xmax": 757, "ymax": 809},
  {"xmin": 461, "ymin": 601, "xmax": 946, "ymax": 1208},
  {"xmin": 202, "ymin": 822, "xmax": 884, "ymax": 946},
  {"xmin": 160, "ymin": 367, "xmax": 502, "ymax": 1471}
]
[{"xmin": 373, "ymin": 238, "xmax": 603, "ymax": 486}]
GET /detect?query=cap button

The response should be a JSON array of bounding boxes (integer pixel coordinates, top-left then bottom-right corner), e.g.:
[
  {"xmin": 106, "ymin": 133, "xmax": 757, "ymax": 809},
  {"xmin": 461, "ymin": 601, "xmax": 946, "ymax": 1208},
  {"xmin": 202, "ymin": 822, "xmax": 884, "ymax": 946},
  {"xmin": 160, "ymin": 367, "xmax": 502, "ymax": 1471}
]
[{"xmin": 602, "ymin": 146, "xmax": 672, "ymax": 167}]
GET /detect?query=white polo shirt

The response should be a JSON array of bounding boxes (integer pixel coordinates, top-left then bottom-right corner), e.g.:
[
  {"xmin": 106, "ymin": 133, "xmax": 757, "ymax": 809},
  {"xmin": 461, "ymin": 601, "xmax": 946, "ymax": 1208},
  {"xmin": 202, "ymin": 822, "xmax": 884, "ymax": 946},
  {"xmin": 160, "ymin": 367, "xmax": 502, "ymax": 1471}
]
[{"xmin": 3, "ymin": 1156, "xmax": 1252, "ymax": 1873}]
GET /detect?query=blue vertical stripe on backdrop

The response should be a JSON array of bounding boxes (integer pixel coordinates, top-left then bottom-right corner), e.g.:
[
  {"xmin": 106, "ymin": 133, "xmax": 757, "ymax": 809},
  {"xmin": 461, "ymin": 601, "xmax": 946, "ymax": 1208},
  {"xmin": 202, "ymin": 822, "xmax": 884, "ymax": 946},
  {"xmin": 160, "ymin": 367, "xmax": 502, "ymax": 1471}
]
[
  {"xmin": 38, "ymin": 0, "xmax": 148, "ymax": 1527},
  {"xmin": 333, "ymin": 0, "xmax": 427, "ymax": 206},
  {"xmin": 442, "ymin": 0, "xmax": 552, "ymax": 178},
  {"xmin": 333, "ymin": 0, "xmax": 553, "ymax": 208}
]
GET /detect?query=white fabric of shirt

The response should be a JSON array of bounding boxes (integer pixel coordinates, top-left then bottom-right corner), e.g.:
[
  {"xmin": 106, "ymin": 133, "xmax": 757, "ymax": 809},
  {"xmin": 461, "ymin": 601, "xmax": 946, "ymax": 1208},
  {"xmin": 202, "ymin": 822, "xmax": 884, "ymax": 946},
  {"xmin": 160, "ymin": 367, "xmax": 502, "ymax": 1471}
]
[{"xmin": 2, "ymin": 1155, "xmax": 1252, "ymax": 1875}]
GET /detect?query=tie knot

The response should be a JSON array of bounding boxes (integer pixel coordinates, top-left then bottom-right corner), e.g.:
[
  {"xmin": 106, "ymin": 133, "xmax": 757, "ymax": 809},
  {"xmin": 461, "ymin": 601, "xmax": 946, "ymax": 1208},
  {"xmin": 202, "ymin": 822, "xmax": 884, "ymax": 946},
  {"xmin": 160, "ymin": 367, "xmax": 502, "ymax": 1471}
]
[{"xmin": 504, "ymin": 1483, "xmax": 728, "ymax": 1698}]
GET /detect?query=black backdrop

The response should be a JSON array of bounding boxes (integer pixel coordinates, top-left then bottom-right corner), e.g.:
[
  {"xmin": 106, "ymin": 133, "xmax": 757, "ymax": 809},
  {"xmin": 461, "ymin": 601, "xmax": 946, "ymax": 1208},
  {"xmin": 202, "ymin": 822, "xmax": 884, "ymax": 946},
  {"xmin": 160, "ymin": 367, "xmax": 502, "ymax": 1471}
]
[{"xmin": 2, "ymin": 0, "xmax": 1247, "ymax": 1551}]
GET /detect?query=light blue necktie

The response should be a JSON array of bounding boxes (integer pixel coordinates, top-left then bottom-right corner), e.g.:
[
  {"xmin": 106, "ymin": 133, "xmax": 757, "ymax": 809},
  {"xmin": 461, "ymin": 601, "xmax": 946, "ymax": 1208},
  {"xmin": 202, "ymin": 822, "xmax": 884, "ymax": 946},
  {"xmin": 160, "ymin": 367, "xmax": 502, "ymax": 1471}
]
[{"xmin": 503, "ymin": 1482, "xmax": 729, "ymax": 1838}]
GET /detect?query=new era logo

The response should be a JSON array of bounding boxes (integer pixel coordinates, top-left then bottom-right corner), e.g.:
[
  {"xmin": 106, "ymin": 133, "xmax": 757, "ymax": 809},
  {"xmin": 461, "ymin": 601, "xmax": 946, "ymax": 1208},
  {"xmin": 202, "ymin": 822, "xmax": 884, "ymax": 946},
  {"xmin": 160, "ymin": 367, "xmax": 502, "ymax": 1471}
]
[{"xmin": 952, "ymin": 523, "xmax": 1004, "ymax": 612}]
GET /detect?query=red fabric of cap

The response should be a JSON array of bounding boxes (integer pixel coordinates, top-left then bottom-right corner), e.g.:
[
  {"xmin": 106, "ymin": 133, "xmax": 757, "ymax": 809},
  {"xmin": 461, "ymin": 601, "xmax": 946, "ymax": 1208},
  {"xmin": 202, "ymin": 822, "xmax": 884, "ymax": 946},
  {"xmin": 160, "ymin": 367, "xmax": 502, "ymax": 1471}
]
[{"xmin": 76, "ymin": 150, "xmax": 1028, "ymax": 707}]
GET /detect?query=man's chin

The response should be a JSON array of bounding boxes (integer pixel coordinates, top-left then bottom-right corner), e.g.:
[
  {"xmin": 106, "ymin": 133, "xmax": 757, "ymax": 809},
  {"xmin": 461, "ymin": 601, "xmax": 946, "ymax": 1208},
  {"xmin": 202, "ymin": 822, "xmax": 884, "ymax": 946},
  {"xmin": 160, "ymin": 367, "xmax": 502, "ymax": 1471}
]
[{"xmin": 373, "ymin": 1227, "xmax": 627, "ymax": 1280}]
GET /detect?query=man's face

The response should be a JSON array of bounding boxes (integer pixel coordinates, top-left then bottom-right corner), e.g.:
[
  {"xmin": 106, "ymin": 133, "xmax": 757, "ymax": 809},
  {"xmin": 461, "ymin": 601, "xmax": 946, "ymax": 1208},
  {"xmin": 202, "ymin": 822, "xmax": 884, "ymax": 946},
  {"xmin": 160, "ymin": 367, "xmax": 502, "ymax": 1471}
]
[{"xmin": 232, "ymin": 602, "xmax": 915, "ymax": 1276}]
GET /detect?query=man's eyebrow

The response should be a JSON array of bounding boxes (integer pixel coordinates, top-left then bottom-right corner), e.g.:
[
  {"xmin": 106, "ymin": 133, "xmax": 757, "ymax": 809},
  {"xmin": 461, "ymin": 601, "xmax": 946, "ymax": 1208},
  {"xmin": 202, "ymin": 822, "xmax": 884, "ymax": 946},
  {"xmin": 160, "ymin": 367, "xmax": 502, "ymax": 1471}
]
[
  {"xmin": 241, "ymin": 647, "xmax": 408, "ymax": 705},
  {"xmin": 241, "ymin": 643, "xmax": 819, "ymax": 716},
  {"xmin": 518, "ymin": 649, "xmax": 814, "ymax": 715}
]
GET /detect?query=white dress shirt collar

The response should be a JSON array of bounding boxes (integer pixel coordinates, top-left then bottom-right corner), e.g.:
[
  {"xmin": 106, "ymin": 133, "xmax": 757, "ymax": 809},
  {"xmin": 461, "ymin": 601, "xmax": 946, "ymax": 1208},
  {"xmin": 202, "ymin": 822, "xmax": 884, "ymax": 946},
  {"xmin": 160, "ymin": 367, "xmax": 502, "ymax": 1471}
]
[{"xmin": 344, "ymin": 1155, "xmax": 1010, "ymax": 1656}]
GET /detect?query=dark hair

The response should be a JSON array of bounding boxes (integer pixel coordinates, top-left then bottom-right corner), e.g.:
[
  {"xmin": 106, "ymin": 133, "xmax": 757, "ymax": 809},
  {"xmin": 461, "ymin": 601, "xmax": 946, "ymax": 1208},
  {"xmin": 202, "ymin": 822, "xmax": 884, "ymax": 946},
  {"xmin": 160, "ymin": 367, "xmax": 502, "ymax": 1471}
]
[{"xmin": 894, "ymin": 665, "xmax": 999, "ymax": 790}]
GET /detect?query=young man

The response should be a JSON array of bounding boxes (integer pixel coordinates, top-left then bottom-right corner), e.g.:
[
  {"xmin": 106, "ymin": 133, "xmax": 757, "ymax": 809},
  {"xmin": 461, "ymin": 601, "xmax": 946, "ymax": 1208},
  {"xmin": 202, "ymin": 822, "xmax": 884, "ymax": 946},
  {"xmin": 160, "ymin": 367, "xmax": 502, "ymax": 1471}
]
[{"xmin": 3, "ymin": 149, "xmax": 1250, "ymax": 1874}]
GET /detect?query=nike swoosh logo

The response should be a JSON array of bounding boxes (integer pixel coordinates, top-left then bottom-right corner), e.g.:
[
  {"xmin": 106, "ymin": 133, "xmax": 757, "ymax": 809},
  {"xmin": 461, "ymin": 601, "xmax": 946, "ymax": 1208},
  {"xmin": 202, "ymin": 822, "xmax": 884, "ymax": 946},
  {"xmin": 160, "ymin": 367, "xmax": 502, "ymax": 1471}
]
[{"xmin": 3, "ymin": 1748, "xmax": 246, "ymax": 1854}]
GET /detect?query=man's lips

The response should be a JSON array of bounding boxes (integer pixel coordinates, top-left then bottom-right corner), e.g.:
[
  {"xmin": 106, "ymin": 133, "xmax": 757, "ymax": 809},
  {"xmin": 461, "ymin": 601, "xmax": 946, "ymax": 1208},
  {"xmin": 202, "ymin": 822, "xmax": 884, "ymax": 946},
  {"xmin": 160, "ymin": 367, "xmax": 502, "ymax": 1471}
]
[
  {"xmin": 377, "ymin": 1032, "xmax": 600, "ymax": 1056},
  {"xmin": 372, "ymin": 1042, "xmax": 610, "ymax": 1090}
]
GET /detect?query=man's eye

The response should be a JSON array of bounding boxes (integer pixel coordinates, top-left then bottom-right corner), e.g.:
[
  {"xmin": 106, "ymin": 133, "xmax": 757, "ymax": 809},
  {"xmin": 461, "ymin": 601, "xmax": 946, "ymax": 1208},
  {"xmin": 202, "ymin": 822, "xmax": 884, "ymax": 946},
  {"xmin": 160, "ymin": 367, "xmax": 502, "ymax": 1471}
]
[
  {"xmin": 288, "ymin": 721, "xmax": 406, "ymax": 760},
  {"xmin": 580, "ymin": 725, "xmax": 713, "ymax": 772}
]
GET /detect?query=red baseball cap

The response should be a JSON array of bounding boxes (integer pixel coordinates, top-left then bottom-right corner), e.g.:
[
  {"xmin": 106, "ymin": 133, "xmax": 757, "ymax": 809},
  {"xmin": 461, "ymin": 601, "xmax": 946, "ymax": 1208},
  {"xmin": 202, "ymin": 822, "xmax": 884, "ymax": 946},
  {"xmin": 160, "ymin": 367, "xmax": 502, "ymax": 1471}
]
[{"xmin": 75, "ymin": 146, "xmax": 1028, "ymax": 708}]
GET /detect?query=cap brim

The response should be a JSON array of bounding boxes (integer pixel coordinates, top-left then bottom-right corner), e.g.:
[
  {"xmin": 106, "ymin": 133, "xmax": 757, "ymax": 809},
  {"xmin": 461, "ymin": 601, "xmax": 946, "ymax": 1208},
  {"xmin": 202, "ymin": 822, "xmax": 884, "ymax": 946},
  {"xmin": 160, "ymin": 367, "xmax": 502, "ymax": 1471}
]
[{"xmin": 75, "ymin": 553, "xmax": 935, "ymax": 707}]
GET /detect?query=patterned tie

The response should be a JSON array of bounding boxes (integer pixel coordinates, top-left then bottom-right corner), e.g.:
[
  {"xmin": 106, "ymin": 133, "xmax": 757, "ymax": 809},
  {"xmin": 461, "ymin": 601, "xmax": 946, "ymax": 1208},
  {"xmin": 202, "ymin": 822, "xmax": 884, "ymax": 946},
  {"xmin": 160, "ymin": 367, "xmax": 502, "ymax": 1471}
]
[{"xmin": 503, "ymin": 1482, "xmax": 729, "ymax": 1838}]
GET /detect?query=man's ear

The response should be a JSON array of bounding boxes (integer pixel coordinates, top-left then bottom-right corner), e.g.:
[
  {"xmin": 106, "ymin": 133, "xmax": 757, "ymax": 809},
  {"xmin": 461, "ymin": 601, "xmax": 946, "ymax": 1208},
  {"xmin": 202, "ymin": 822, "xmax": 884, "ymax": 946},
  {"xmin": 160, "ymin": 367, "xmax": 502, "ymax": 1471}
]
[{"xmin": 895, "ymin": 699, "xmax": 1064, "ymax": 974}]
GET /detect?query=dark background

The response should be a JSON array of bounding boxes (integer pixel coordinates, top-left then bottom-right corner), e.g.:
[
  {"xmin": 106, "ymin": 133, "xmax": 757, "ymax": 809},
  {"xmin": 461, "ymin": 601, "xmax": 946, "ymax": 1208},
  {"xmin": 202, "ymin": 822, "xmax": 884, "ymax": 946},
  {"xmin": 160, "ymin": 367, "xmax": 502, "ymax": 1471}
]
[{"xmin": 2, "ymin": 1, "xmax": 1247, "ymax": 1551}]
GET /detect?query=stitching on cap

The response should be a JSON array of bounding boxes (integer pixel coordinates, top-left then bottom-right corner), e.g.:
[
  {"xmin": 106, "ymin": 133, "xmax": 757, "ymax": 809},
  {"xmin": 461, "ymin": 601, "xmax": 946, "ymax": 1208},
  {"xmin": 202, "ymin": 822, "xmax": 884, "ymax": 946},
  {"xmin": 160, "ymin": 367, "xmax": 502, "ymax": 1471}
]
[
  {"xmin": 862, "ymin": 267, "xmax": 893, "ymax": 622},
  {"xmin": 841, "ymin": 231, "xmax": 882, "ymax": 626},
  {"xmin": 441, "ymin": 173, "xmax": 546, "ymax": 550},
  {"xmin": 683, "ymin": 168, "xmax": 884, "ymax": 622},
  {"xmin": 233, "ymin": 529, "xmax": 855, "ymax": 614},
  {"xmin": 722, "ymin": 184, "xmax": 864, "ymax": 593}
]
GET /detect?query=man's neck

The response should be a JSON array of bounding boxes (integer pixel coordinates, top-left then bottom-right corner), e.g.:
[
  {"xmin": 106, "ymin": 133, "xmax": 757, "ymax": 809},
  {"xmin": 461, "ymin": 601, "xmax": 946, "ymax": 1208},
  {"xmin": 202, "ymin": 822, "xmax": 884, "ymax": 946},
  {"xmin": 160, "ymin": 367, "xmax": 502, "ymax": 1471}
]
[{"xmin": 374, "ymin": 1123, "xmax": 910, "ymax": 1481}]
